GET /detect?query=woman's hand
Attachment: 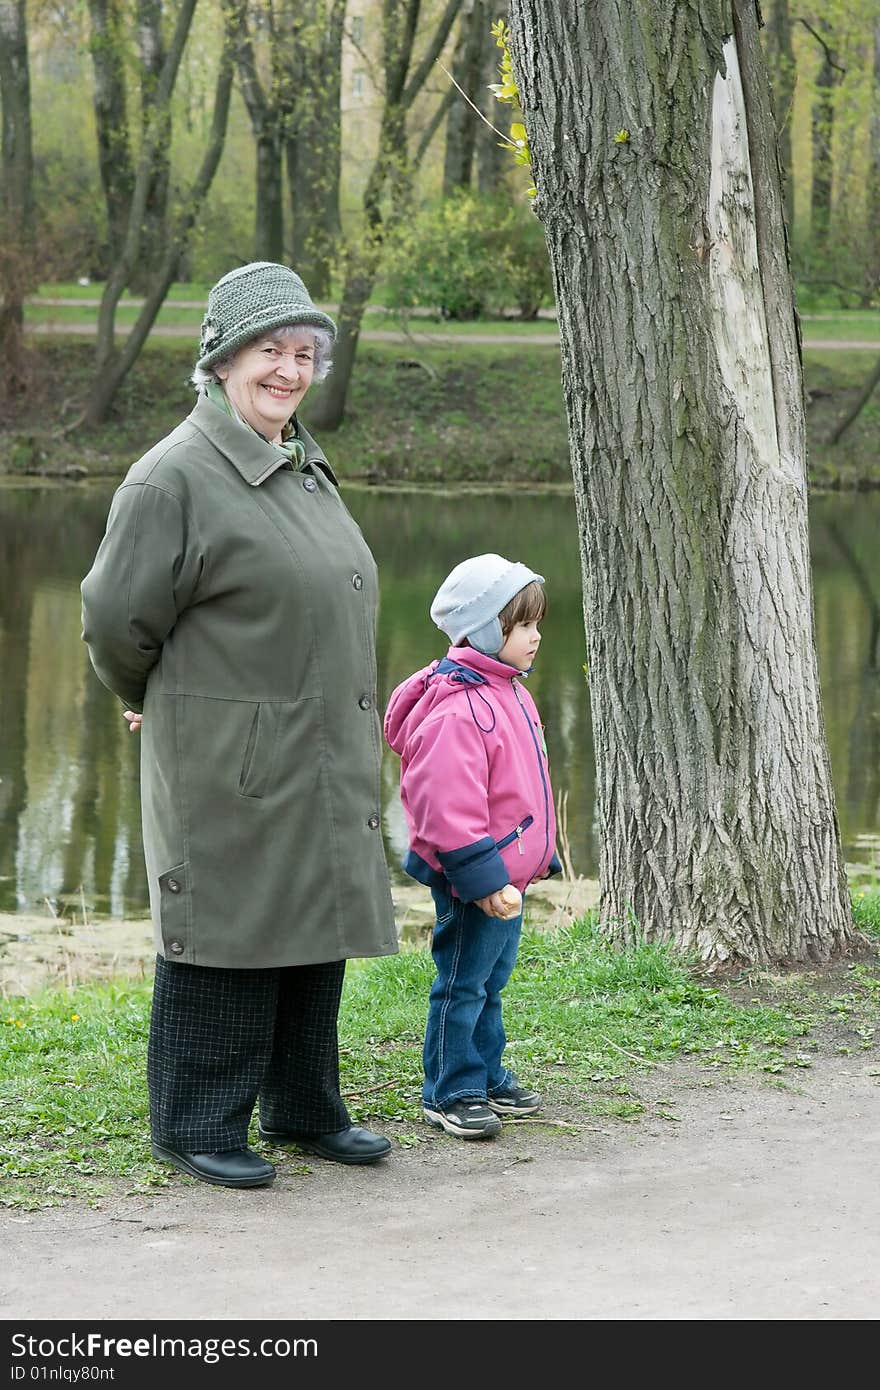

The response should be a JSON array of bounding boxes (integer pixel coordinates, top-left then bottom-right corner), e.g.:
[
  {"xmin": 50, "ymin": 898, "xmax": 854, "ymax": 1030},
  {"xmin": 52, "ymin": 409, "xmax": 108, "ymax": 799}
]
[{"xmin": 123, "ymin": 710, "xmax": 143, "ymax": 734}]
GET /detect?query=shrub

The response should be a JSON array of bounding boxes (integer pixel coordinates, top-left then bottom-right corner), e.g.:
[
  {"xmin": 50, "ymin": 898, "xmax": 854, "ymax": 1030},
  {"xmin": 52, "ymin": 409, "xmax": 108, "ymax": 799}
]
[{"xmin": 383, "ymin": 194, "xmax": 553, "ymax": 320}]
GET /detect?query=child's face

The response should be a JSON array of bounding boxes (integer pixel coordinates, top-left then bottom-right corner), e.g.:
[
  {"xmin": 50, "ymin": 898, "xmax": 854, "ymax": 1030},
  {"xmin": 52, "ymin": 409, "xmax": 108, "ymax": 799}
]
[{"xmin": 497, "ymin": 619, "xmax": 542, "ymax": 671}]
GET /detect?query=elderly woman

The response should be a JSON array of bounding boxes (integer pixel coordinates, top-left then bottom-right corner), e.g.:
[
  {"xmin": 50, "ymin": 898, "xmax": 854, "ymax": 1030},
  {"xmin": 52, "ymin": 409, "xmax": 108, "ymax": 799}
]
[{"xmin": 81, "ymin": 262, "xmax": 398, "ymax": 1188}]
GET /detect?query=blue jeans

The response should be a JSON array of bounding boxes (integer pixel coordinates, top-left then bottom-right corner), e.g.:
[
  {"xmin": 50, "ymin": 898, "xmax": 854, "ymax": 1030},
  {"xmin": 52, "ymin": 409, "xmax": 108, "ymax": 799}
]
[{"xmin": 422, "ymin": 887, "xmax": 523, "ymax": 1109}]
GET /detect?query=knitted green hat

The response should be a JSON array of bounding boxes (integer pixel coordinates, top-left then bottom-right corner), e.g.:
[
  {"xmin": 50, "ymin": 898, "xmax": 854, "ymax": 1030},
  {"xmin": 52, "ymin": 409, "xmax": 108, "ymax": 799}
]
[{"xmin": 196, "ymin": 261, "xmax": 337, "ymax": 370}]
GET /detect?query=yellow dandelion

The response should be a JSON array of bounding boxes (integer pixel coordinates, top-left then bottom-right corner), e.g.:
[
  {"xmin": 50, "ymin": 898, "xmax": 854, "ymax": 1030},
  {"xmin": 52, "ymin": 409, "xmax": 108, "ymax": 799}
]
[
  {"xmin": 15, "ymin": 1020, "xmax": 24, "ymax": 1027},
  {"xmin": 70, "ymin": 1014, "xmax": 80, "ymax": 1022}
]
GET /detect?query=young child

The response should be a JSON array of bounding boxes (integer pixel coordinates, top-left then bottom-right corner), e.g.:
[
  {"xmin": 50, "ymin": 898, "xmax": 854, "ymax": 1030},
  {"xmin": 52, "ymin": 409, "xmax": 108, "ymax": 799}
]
[{"xmin": 384, "ymin": 554, "xmax": 562, "ymax": 1139}]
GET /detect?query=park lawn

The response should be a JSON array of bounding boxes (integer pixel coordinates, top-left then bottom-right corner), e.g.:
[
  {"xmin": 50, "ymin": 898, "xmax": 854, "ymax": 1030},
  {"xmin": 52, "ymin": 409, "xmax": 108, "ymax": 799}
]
[
  {"xmin": 1, "ymin": 902, "xmax": 877, "ymax": 1210},
  {"xmin": 2, "ymin": 337, "xmax": 878, "ymax": 488}
]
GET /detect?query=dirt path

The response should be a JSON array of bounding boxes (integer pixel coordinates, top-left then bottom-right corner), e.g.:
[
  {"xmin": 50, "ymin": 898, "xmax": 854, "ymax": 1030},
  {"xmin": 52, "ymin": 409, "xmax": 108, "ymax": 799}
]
[{"xmin": 2, "ymin": 1055, "xmax": 877, "ymax": 1321}]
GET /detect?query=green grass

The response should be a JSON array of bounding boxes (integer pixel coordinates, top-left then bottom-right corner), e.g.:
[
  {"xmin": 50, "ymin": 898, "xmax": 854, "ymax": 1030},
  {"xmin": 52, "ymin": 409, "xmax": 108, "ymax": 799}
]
[
  {"xmin": 24, "ymin": 287, "xmax": 879, "ymax": 341},
  {"xmin": 2, "ymin": 906, "xmax": 877, "ymax": 1209},
  {"xmin": 799, "ymin": 311, "xmax": 880, "ymax": 340},
  {"xmin": 2, "ymin": 336, "xmax": 879, "ymax": 488}
]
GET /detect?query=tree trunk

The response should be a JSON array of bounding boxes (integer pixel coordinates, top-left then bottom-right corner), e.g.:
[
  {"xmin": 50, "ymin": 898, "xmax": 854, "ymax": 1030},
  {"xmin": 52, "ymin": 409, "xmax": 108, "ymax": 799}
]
[
  {"xmin": 132, "ymin": 0, "xmax": 172, "ymax": 290},
  {"xmin": 869, "ymin": 16, "xmax": 880, "ymax": 294},
  {"xmin": 477, "ymin": 7, "xmax": 508, "ymax": 195},
  {"xmin": 236, "ymin": 12, "xmax": 286, "ymax": 262},
  {"xmin": 85, "ymin": 2, "xmax": 242, "ymax": 424},
  {"xmin": 807, "ymin": 18, "xmax": 838, "ymax": 254},
  {"xmin": 308, "ymin": 0, "xmax": 463, "ymax": 430},
  {"xmin": 442, "ymin": 0, "xmax": 486, "ymax": 195},
  {"xmin": 826, "ymin": 352, "xmax": 880, "ymax": 446},
  {"xmin": 0, "ymin": 0, "xmax": 34, "ymax": 397},
  {"xmin": 762, "ymin": 0, "xmax": 796, "ymax": 245},
  {"xmin": 86, "ymin": 0, "xmax": 135, "ymax": 273},
  {"xmin": 286, "ymin": 0, "xmax": 345, "ymax": 299},
  {"xmin": 509, "ymin": 0, "xmax": 854, "ymax": 968}
]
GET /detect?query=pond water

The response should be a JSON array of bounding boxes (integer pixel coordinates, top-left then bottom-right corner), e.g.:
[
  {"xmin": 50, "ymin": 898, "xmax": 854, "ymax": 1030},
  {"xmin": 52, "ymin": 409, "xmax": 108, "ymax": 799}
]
[{"xmin": 0, "ymin": 482, "xmax": 878, "ymax": 918}]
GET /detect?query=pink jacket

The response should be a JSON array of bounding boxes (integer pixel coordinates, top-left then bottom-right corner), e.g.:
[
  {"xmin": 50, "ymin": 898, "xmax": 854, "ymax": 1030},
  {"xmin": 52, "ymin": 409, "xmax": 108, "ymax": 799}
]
[{"xmin": 384, "ymin": 647, "xmax": 560, "ymax": 901}]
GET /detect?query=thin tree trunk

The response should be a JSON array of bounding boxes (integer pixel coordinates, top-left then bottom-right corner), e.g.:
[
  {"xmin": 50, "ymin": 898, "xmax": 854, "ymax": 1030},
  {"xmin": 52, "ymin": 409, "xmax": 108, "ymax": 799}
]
[
  {"xmin": 827, "ymin": 353, "xmax": 880, "ymax": 446},
  {"xmin": 869, "ymin": 17, "xmax": 880, "ymax": 294},
  {"xmin": 762, "ymin": 0, "xmax": 796, "ymax": 245},
  {"xmin": 308, "ymin": 0, "xmax": 463, "ymax": 431},
  {"xmin": 86, "ymin": 0, "xmax": 135, "ymax": 272},
  {"xmin": 236, "ymin": 10, "xmax": 286, "ymax": 262},
  {"xmin": 442, "ymin": 0, "xmax": 486, "ymax": 195},
  {"xmin": 0, "ymin": 0, "xmax": 34, "ymax": 396},
  {"xmin": 133, "ymin": 0, "xmax": 172, "ymax": 289},
  {"xmin": 509, "ymin": 0, "xmax": 853, "ymax": 968},
  {"xmin": 90, "ymin": 0, "xmax": 199, "ymax": 382},
  {"xmin": 85, "ymin": 3, "xmax": 242, "ymax": 424},
  {"xmin": 801, "ymin": 17, "xmax": 841, "ymax": 254},
  {"xmin": 477, "ymin": 7, "xmax": 508, "ymax": 194},
  {"xmin": 286, "ymin": 0, "xmax": 345, "ymax": 299}
]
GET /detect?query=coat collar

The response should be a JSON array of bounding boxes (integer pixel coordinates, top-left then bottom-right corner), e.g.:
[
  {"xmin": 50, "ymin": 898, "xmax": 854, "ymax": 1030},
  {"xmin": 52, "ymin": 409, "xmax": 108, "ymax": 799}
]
[
  {"xmin": 443, "ymin": 646, "xmax": 524, "ymax": 682},
  {"xmin": 188, "ymin": 392, "xmax": 338, "ymax": 488}
]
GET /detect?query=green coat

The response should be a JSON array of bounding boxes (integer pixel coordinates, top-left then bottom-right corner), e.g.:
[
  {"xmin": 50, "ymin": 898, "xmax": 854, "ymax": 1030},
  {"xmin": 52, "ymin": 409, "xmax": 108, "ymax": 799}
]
[{"xmin": 81, "ymin": 393, "xmax": 398, "ymax": 969}]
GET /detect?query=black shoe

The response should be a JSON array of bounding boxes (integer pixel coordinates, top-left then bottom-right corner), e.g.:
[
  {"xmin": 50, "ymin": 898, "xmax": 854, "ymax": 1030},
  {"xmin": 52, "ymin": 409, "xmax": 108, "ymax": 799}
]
[
  {"xmin": 151, "ymin": 1143, "xmax": 275, "ymax": 1188},
  {"xmin": 422, "ymin": 1100, "xmax": 502, "ymax": 1139},
  {"xmin": 258, "ymin": 1124, "xmax": 391, "ymax": 1165},
  {"xmin": 487, "ymin": 1080, "xmax": 542, "ymax": 1116}
]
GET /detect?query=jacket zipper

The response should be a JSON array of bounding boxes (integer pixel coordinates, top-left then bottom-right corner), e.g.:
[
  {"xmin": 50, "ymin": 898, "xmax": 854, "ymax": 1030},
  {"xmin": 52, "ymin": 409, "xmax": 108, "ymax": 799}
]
[
  {"xmin": 513, "ymin": 682, "xmax": 550, "ymax": 863},
  {"xmin": 496, "ymin": 814, "xmax": 535, "ymax": 853}
]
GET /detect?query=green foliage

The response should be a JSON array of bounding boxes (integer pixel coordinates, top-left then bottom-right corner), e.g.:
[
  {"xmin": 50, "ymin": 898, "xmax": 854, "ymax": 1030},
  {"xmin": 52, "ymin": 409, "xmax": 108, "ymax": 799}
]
[
  {"xmin": 487, "ymin": 19, "xmax": 535, "ymax": 199},
  {"xmin": 383, "ymin": 194, "xmax": 552, "ymax": 320}
]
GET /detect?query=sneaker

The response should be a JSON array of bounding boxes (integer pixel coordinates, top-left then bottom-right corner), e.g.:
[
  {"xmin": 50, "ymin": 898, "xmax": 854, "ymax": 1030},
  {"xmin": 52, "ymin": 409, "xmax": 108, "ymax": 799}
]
[
  {"xmin": 423, "ymin": 1100, "xmax": 502, "ymax": 1139},
  {"xmin": 487, "ymin": 1081, "xmax": 542, "ymax": 1116}
]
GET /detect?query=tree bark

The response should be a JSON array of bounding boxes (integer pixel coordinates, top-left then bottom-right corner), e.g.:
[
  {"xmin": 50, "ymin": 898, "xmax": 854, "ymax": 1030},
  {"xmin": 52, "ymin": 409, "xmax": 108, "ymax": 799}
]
[
  {"xmin": 761, "ymin": 0, "xmax": 796, "ymax": 245},
  {"xmin": 86, "ymin": 0, "xmax": 135, "ymax": 272},
  {"xmin": 442, "ymin": 0, "xmax": 487, "ymax": 195},
  {"xmin": 509, "ymin": 0, "xmax": 854, "ymax": 967},
  {"xmin": 0, "ymin": 0, "xmax": 34, "ymax": 396},
  {"xmin": 308, "ymin": 0, "xmax": 463, "ymax": 431}
]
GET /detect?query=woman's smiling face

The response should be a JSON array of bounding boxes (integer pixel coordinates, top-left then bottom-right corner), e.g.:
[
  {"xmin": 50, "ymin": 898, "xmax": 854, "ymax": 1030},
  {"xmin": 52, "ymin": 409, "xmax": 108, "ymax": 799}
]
[{"xmin": 217, "ymin": 327, "xmax": 316, "ymax": 442}]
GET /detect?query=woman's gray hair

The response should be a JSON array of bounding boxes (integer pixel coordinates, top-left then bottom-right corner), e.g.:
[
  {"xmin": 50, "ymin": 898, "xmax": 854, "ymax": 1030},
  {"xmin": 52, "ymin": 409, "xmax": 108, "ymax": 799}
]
[{"xmin": 190, "ymin": 325, "xmax": 333, "ymax": 390}]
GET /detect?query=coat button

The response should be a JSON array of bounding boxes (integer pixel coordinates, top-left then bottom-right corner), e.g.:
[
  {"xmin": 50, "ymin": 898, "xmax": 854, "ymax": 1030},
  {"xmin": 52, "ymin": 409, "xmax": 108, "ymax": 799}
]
[
  {"xmin": 367, "ymin": 813, "xmax": 380, "ymax": 829},
  {"xmin": 167, "ymin": 878, "xmax": 181, "ymax": 893},
  {"xmin": 351, "ymin": 573, "xmax": 363, "ymax": 590},
  {"xmin": 302, "ymin": 477, "xmax": 317, "ymax": 492},
  {"xmin": 358, "ymin": 695, "xmax": 372, "ymax": 710},
  {"xmin": 169, "ymin": 940, "xmax": 184, "ymax": 955}
]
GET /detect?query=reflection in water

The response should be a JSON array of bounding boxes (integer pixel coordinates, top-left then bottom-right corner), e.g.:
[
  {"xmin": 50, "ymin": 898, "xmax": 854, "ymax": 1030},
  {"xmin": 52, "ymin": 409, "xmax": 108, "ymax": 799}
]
[{"xmin": 0, "ymin": 484, "xmax": 878, "ymax": 917}]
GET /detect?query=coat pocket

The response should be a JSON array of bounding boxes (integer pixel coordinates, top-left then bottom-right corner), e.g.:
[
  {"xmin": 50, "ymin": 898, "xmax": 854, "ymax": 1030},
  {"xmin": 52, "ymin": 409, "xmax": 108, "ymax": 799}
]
[
  {"xmin": 495, "ymin": 815, "xmax": 535, "ymax": 854},
  {"xmin": 238, "ymin": 703, "xmax": 282, "ymax": 799}
]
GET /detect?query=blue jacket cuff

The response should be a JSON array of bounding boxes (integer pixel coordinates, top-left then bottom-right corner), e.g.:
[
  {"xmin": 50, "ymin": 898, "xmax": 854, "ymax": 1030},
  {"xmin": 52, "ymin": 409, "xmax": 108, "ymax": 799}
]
[
  {"xmin": 437, "ymin": 838, "xmax": 511, "ymax": 901},
  {"xmin": 547, "ymin": 851, "xmax": 563, "ymax": 878}
]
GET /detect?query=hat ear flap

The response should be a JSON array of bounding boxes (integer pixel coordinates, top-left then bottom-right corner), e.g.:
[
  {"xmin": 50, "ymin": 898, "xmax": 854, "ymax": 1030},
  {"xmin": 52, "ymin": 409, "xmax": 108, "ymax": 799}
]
[{"xmin": 466, "ymin": 617, "xmax": 504, "ymax": 656}]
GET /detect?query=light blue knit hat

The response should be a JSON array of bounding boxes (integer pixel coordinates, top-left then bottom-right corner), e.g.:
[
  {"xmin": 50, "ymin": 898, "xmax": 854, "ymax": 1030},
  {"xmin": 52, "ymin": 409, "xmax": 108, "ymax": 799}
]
[
  {"xmin": 430, "ymin": 554, "xmax": 545, "ymax": 656},
  {"xmin": 197, "ymin": 261, "xmax": 337, "ymax": 370}
]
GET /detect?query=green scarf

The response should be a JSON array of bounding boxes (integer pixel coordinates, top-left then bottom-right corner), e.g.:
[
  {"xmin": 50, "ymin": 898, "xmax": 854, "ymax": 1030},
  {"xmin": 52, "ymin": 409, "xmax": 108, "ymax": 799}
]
[{"xmin": 204, "ymin": 380, "xmax": 306, "ymax": 468}]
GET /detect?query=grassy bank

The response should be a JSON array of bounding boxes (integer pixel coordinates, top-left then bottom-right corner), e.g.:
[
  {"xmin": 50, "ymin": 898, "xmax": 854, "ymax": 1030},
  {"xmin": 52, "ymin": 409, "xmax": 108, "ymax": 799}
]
[
  {"xmin": 2, "ymin": 338, "xmax": 878, "ymax": 488},
  {"xmin": 2, "ymin": 901, "xmax": 878, "ymax": 1210}
]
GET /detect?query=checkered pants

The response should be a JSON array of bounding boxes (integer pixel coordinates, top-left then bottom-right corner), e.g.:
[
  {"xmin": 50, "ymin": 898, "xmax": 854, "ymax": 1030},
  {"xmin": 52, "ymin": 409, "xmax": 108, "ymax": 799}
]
[{"xmin": 147, "ymin": 956, "xmax": 350, "ymax": 1151}]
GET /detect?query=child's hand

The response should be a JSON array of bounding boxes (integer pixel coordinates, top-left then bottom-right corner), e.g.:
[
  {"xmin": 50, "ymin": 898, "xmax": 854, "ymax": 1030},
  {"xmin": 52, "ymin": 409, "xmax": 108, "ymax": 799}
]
[
  {"xmin": 123, "ymin": 710, "xmax": 143, "ymax": 733},
  {"xmin": 475, "ymin": 885, "xmax": 522, "ymax": 919}
]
